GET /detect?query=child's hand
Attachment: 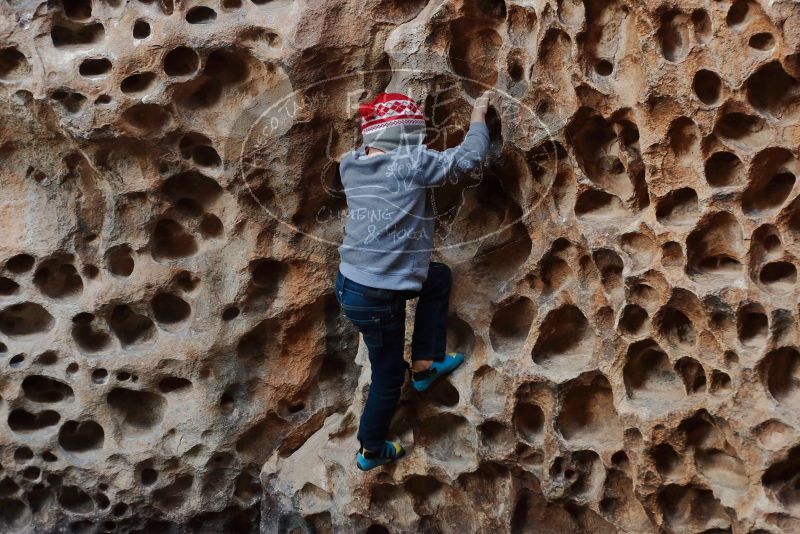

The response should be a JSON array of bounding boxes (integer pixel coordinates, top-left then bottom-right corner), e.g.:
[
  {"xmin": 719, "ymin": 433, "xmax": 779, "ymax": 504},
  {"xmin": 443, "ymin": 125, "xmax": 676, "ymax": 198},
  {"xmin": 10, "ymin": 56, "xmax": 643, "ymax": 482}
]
[{"xmin": 470, "ymin": 90, "xmax": 492, "ymax": 123}]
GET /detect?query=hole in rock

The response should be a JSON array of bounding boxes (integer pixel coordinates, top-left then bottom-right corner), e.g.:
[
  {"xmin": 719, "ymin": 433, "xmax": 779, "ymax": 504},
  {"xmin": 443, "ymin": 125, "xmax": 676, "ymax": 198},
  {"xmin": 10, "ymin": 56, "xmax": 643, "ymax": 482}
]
[
  {"xmin": 58, "ymin": 420, "xmax": 104, "ymax": 452},
  {"xmin": 22, "ymin": 375, "xmax": 74, "ymax": 403},
  {"xmin": 199, "ymin": 214, "xmax": 223, "ymax": 238},
  {"xmin": 595, "ymin": 59, "xmax": 613, "ymax": 76},
  {"xmin": 0, "ymin": 302, "xmax": 54, "ymax": 336},
  {"xmin": 618, "ymin": 304, "xmax": 648, "ymax": 336},
  {"xmin": 611, "ymin": 450, "xmax": 629, "ymax": 468},
  {"xmin": 192, "ymin": 145, "xmax": 221, "ymax": 167},
  {"xmin": 427, "ymin": 379, "xmax": 460, "ymax": 407},
  {"xmin": 107, "ymin": 388, "xmax": 166, "ymax": 431},
  {"xmin": 33, "ymin": 259, "xmax": 83, "ymax": 299},
  {"xmin": 489, "ymin": 297, "xmax": 534, "ymax": 354},
  {"xmin": 556, "ymin": 375, "xmax": 622, "ymax": 446},
  {"xmin": 748, "ymin": 32, "xmax": 774, "ymax": 51},
  {"xmin": 105, "ymin": 245, "xmax": 134, "ymax": 277},
  {"xmin": 78, "ymin": 58, "xmax": 111, "ymax": 77},
  {"xmin": 173, "ymin": 270, "xmax": 199, "ymax": 292},
  {"xmin": 91, "ymin": 369, "xmax": 107, "ymax": 384},
  {"xmin": 541, "ymin": 252, "xmax": 572, "ymax": 293},
  {"xmin": 0, "ymin": 277, "xmax": 19, "ymax": 295},
  {"xmin": 656, "ymin": 306, "xmax": 696, "ymax": 348},
  {"xmin": 742, "ymin": 148, "xmax": 797, "ymax": 216},
  {"xmin": 726, "ymin": 0, "xmax": 754, "ymax": 28},
  {"xmin": 151, "ymin": 293, "xmax": 190, "ymax": 324},
  {"xmin": 122, "ymin": 104, "xmax": 171, "ymax": 133},
  {"xmin": 675, "ymin": 357, "xmax": 706, "ymax": 394},
  {"xmin": 133, "ymin": 20, "xmax": 150, "ymax": 39},
  {"xmin": 23, "ymin": 467, "xmax": 40, "ymax": 481},
  {"xmin": 479, "ymin": 420, "xmax": 514, "ymax": 450},
  {"xmin": 651, "ymin": 443, "xmax": 681, "ymax": 476},
  {"xmin": 51, "ymin": 22, "xmax": 104, "ymax": 48},
  {"xmin": 759, "ymin": 347, "xmax": 800, "ymax": 405},
  {"xmin": 471, "ymin": 366, "xmax": 506, "ymax": 415},
  {"xmin": 760, "ymin": 262, "xmax": 797, "ymax": 290},
  {"xmin": 447, "ymin": 315, "xmax": 475, "ymax": 355},
  {"xmin": 738, "ymin": 304, "xmax": 768, "ymax": 347},
  {"xmin": 658, "ymin": 484, "xmax": 731, "ymax": 531},
  {"xmin": 120, "ymin": 72, "xmax": 155, "ymax": 94},
  {"xmin": 575, "ymin": 189, "xmax": 629, "ymax": 220},
  {"xmin": 163, "ymin": 46, "xmax": 199, "ymax": 76},
  {"xmin": 692, "ymin": 70, "xmax": 722, "ymax": 106},
  {"xmin": 415, "ymin": 413, "xmax": 475, "ymax": 463},
  {"xmin": 593, "ymin": 248, "xmax": 623, "ymax": 296},
  {"xmin": 685, "ymin": 212, "xmax": 743, "ymax": 279},
  {"xmin": 140, "ymin": 468, "xmax": 158, "ymax": 485},
  {"xmin": 656, "ymin": 188, "xmax": 699, "ymax": 226},
  {"xmin": 661, "ymin": 241, "xmax": 684, "ymax": 267},
  {"xmin": 762, "ymin": 445, "xmax": 800, "ymax": 509},
  {"xmin": 449, "ymin": 20, "xmax": 502, "ymax": 97},
  {"xmin": 714, "ymin": 112, "xmax": 767, "ymax": 146},
  {"xmin": 63, "ymin": 0, "xmax": 92, "ymax": 19},
  {"xmin": 404, "ymin": 474, "xmax": 443, "ymax": 500},
  {"xmin": 249, "ymin": 258, "xmax": 288, "ymax": 296},
  {"xmin": 14, "ymin": 446, "xmax": 33, "ymax": 461},
  {"xmin": 108, "ymin": 305, "xmax": 155, "ymax": 346},
  {"xmin": 151, "ymin": 219, "xmax": 197, "ymax": 261},
  {"xmin": 691, "ymin": 9, "xmax": 711, "ymax": 43},
  {"xmin": 71, "ymin": 313, "xmax": 110, "ymax": 352},
  {"xmin": 623, "ymin": 339, "xmax": 683, "ymax": 402},
  {"xmin": 51, "ymin": 89, "xmax": 86, "ymax": 113},
  {"xmin": 709, "ymin": 371, "xmax": 732, "ymax": 396},
  {"xmin": 8, "ymin": 409, "xmax": 60, "ymax": 432},
  {"xmin": 158, "ymin": 376, "xmax": 192, "ymax": 393},
  {"xmin": 162, "ymin": 170, "xmax": 222, "ymax": 208},
  {"xmin": 619, "ymin": 232, "xmax": 657, "ymax": 271},
  {"xmin": 658, "ymin": 10, "xmax": 691, "ymax": 63},
  {"xmin": 6, "ymin": 254, "xmax": 34, "ymax": 273},
  {"xmin": 222, "ymin": 306, "xmax": 239, "ymax": 321},
  {"xmin": 186, "ymin": 6, "xmax": 216, "ymax": 23},
  {"xmin": 58, "ymin": 486, "xmax": 94, "ymax": 514},
  {"xmin": 704, "ymin": 152, "xmax": 744, "ymax": 187},
  {"xmin": 668, "ymin": 117, "xmax": 700, "ymax": 159},
  {"xmin": 0, "ymin": 47, "xmax": 30, "ymax": 80},
  {"xmin": 9, "ymin": 353, "xmax": 24, "ymax": 367},
  {"xmin": 754, "ymin": 419, "xmax": 793, "ymax": 451},
  {"xmin": 532, "ymin": 305, "xmax": 594, "ymax": 367},
  {"xmin": 513, "ymin": 402, "xmax": 544, "ymax": 443}
]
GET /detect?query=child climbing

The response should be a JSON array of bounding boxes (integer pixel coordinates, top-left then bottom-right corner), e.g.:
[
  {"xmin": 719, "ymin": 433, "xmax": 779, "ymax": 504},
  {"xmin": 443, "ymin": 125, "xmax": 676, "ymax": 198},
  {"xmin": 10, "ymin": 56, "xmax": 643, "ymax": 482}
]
[{"xmin": 334, "ymin": 90, "xmax": 492, "ymax": 471}]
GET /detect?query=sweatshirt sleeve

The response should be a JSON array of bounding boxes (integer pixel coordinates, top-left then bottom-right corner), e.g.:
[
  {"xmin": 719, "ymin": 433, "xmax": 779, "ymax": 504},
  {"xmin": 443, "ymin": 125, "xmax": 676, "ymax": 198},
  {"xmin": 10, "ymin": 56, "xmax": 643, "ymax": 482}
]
[{"xmin": 413, "ymin": 122, "xmax": 490, "ymax": 187}]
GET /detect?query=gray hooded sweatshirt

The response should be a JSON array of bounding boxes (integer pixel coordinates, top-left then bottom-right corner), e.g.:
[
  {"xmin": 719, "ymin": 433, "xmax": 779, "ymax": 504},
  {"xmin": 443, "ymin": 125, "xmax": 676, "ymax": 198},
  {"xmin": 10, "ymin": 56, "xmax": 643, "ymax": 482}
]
[{"xmin": 338, "ymin": 122, "xmax": 490, "ymax": 291}]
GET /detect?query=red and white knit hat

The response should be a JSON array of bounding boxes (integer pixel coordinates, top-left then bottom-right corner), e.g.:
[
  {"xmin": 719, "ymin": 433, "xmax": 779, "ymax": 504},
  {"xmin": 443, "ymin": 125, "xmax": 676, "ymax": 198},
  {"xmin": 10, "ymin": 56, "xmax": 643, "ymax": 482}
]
[{"xmin": 358, "ymin": 92, "xmax": 426, "ymax": 151}]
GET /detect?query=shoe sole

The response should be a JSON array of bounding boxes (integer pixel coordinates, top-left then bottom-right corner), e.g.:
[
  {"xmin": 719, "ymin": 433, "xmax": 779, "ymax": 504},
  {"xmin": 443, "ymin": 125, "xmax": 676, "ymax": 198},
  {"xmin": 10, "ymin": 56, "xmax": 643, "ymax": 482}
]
[{"xmin": 411, "ymin": 357, "xmax": 464, "ymax": 392}]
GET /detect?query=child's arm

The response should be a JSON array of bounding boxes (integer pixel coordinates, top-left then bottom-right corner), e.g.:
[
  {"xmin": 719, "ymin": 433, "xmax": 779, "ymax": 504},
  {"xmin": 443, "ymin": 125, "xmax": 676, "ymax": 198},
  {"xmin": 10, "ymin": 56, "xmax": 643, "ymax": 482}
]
[{"xmin": 413, "ymin": 91, "xmax": 492, "ymax": 186}]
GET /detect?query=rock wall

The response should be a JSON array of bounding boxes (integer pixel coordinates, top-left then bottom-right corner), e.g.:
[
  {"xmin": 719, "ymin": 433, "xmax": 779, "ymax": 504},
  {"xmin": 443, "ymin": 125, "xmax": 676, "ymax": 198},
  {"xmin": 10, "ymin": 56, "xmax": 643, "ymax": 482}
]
[{"xmin": 1, "ymin": 0, "xmax": 800, "ymax": 532}]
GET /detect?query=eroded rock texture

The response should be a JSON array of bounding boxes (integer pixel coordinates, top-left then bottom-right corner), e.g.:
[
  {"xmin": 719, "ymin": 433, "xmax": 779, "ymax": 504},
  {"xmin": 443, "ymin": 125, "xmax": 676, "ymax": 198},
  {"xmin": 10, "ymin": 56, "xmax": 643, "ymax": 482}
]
[{"xmin": 1, "ymin": 0, "xmax": 800, "ymax": 531}]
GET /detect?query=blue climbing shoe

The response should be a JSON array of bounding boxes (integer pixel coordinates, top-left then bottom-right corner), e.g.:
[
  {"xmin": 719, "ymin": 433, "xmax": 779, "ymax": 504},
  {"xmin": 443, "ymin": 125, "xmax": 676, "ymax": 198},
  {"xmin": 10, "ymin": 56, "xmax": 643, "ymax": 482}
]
[
  {"xmin": 410, "ymin": 352, "xmax": 465, "ymax": 392},
  {"xmin": 356, "ymin": 441, "xmax": 406, "ymax": 471}
]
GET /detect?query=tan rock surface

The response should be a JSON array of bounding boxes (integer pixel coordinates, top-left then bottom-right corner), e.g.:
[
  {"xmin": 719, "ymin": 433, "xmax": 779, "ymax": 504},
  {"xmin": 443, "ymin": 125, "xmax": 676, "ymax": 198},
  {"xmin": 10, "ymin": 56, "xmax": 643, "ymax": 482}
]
[{"xmin": 1, "ymin": 0, "xmax": 799, "ymax": 532}]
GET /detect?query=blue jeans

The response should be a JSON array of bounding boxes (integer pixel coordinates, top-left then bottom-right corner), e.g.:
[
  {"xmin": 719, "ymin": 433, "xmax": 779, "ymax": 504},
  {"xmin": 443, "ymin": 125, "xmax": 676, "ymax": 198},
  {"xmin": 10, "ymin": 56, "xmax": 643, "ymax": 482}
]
[{"xmin": 334, "ymin": 263, "xmax": 452, "ymax": 450}]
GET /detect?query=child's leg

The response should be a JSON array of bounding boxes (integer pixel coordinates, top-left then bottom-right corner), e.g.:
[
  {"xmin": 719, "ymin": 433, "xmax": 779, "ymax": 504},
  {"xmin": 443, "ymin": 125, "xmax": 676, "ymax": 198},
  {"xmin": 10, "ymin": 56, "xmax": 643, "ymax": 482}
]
[
  {"xmin": 335, "ymin": 273, "xmax": 407, "ymax": 451},
  {"xmin": 410, "ymin": 262, "xmax": 452, "ymax": 370},
  {"xmin": 357, "ymin": 315, "xmax": 406, "ymax": 450}
]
